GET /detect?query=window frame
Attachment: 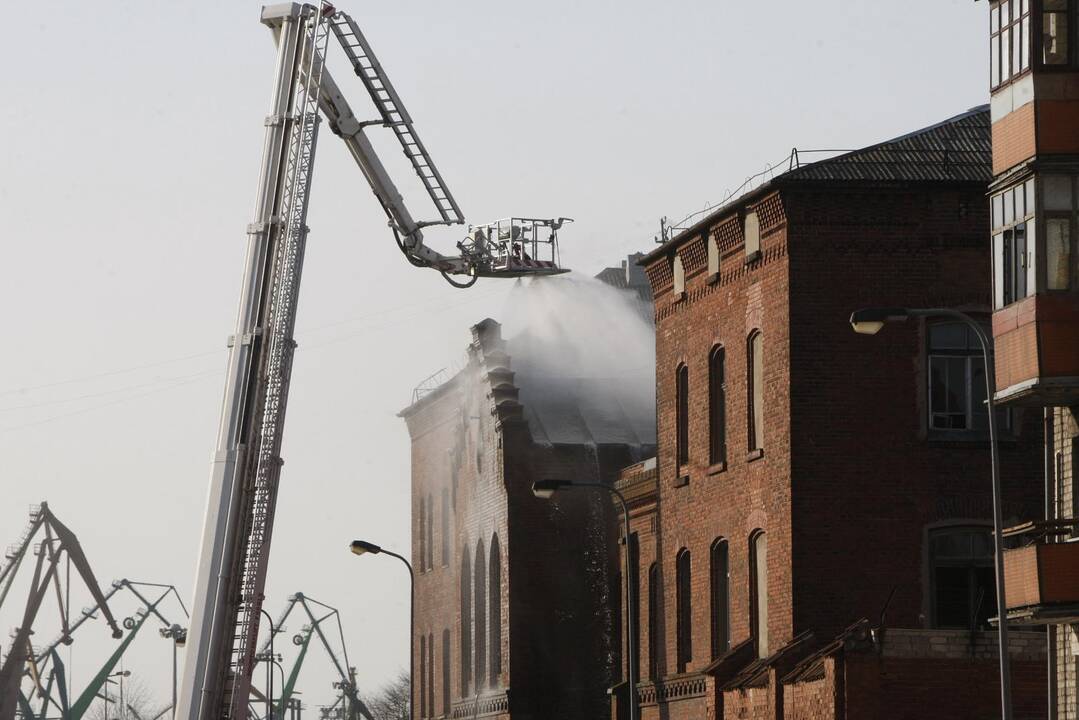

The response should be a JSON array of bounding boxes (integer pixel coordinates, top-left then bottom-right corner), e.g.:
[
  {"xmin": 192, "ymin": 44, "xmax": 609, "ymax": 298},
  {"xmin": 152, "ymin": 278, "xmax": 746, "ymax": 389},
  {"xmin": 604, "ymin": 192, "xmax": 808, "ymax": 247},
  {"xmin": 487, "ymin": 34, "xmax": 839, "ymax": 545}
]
[
  {"xmin": 676, "ymin": 364, "xmax": 690, "ymax": 474},
  {"xmin": 990, "ymin": 0, "xmax": 1032, "ymax": 89},
  {"xmin": 926, "ymin": 321, "xmax": 1011, "ymax": 438},
  {"xmin": 675, "ymin": 548, "xmax": 693, "ymax": 673},
  {"xmin": 749, "ymin": 530, "xmax": 768, "ymax": 658},
  {"xmin": 927, "ymin": 525, "xmax": 996, "ymax": 630},
  {"xmin": 747, "ymin": 331, "xmax": 764, "ymax": 455},
  {"xmin": 709, "ymin": 538, "xmax": 730, "ymax": 660},
  {"xmin": 709, "ymin": 346, "xmax": 727, "ymax": 469}
]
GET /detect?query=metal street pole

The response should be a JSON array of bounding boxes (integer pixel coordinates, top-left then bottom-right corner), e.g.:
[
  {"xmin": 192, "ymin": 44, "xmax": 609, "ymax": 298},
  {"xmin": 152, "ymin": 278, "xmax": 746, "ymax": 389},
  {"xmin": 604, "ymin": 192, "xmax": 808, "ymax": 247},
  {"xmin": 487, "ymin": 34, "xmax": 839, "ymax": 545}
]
[
  {"xmin": 349, "ymin": 541, "xmax": 415, "ymax": 720},
  {"xmin": 531, "ymin": 480, "xmax": 638, "ymax": 720},
  {"xmin": 850, "ymin": 307, "xmax": 1012, "ymax": 720}
]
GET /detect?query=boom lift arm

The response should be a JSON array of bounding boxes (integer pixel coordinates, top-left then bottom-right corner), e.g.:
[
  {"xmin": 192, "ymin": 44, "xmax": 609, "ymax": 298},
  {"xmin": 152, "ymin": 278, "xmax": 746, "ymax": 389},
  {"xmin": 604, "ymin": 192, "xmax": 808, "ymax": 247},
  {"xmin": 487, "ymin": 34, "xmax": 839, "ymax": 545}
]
[{"xmin": 178, "ymin": 5, "xmax": 568, "ymax": 720}]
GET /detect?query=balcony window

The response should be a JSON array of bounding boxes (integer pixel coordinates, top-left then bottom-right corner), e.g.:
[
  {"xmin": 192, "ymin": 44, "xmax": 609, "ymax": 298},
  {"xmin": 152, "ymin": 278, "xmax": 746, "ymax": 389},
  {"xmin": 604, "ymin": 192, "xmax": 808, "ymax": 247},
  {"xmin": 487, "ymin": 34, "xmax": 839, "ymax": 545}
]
[
  {"xmin": 991, "ymin": 0, "xmax": 1031, "ymax": 87},
  {"xmin": 992, "ymin": 179, "xmax": 1036, "ymax": 308},
  {"xmin": 1043, "ymin": 0, "xmax": 1070, "ymax": 65},
  {"xmin": 929, "ymin": 526, "xmax": 995, "ymax": 629},
  {"xmin": 1044, "ymin": 175, "xmax": 1077, "ymax": 291}
]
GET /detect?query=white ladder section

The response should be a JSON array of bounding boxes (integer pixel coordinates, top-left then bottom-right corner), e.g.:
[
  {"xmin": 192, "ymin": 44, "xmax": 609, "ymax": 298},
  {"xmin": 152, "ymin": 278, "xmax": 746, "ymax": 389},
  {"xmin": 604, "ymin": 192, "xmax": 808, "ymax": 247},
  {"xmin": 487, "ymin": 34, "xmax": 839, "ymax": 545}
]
[{"xmin": 329, "ymin": 14, "xmax": 464, "ymax": 227}]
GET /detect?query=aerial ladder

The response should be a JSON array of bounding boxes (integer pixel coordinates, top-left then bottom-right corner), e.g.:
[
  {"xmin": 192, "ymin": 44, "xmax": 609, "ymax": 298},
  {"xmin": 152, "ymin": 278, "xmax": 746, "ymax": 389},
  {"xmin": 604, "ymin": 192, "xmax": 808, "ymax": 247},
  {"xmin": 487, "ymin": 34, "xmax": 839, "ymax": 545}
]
[{"xmin": 178, "ymin": 4, "xmax": 569, "ymax": 720}]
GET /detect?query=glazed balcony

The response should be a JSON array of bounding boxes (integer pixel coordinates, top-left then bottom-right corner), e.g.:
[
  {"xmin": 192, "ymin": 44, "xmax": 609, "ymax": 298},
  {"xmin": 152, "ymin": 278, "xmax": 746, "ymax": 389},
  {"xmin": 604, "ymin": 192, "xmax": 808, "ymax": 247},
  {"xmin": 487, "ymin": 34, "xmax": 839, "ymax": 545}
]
[{"xmin": 1003, "ymin": 520, "xmax": 1079, "ymax": 624}]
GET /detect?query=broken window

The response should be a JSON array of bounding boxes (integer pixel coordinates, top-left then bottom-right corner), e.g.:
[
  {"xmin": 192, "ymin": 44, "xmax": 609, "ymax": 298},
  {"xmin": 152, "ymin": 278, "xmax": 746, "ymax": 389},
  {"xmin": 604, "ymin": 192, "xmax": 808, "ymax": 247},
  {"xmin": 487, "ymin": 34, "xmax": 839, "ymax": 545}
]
[
  {"xmin": 710, "ymin": 538, "xmax": 730, "ymax": 659},
  {"xmin": 750, "ymin": 530, "xmax": 768, "ymax": 658},
  {"xmin": 709, "ymin": 346, "xmax": 727, "ymax": 466},
  {"xmin": 929, "ymin": 526, "xmax": 995, "ymax": 629},
  {"xmin": 675, "ymin": 548, "xmax": 692, "ymax": 672},
  {"xmin": 1043, "ymin": 0, "xmax": 1070, "ymax": 65},
  {"xmin": 707, "ymin": 233, "xmax": 720, "ymax": 277},
  {"xmin": 676, "ymin": 364, "xmax": 689, "ymax": 472}
]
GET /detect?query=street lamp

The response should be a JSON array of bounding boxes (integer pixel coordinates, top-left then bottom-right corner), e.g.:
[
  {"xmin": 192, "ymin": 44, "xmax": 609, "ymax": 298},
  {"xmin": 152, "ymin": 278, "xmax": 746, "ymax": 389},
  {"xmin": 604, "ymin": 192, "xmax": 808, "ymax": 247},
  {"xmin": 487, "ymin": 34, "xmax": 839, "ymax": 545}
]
[
  {"xmin": 531, "ymin": 479, "xmax": 639, "ymax": 720},
  {"xmin": 103, "ymin": 670, "xmax": 130, "ymax": 720},
  {"xmin": 159, "ymin": 624, "xmax": 187, "ymax": 720},
  {"xmin": 349, "ymin": 540, "xmax": 415, "ymax": 720},
  {"xmin": 849, "ymin": 306, "xmax": 1012, "ymax": 720}
]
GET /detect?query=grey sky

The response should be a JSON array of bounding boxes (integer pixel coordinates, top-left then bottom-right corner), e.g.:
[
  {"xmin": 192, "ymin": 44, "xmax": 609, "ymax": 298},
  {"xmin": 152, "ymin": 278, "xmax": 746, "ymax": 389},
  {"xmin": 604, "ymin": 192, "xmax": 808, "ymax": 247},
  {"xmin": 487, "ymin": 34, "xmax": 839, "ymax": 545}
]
[{"xmin": 0, "ymin": 0, "xmax": 987, "ymax": 710}]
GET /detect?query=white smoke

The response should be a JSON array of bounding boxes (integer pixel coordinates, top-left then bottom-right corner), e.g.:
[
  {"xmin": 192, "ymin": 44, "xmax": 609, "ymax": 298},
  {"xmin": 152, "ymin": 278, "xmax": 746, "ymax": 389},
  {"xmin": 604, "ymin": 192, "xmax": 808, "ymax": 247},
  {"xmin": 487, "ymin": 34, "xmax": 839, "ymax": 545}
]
[{"xmin": 497, "ymin": 272, "xmax": 656, "ymax": 446}]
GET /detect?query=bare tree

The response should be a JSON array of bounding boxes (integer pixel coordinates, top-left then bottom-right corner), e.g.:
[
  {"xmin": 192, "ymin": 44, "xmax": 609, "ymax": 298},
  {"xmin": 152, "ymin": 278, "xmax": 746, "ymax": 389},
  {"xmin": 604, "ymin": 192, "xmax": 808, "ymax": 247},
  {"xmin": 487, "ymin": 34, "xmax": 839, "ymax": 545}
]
[
  {"xmin": 85, "ymin": 677, "xmax": 168, "ymax": 720},
  {"xmin": 361, "ymin": 672, "xmax": 409, "ymax": 720}
]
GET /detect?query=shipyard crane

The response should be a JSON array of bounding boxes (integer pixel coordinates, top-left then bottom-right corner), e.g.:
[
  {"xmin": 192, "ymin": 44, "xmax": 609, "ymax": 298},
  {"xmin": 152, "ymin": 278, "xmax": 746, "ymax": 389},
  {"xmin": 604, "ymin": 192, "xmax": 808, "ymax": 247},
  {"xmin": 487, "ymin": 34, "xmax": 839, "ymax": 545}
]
[
  {"xmin": 0, "ymin": 504, "xmax": 122, "ymax": 720},
  {"xmin": 178, "ymin": 4, "xmax": 569, "ymax": 720}
]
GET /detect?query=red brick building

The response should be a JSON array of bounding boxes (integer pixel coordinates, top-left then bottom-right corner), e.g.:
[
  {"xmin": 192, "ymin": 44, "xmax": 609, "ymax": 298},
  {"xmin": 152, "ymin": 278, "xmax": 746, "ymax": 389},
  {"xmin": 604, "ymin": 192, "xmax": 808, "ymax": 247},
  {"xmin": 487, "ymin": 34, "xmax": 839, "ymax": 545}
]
[
  {"xmin": 623, "ymin": 107, "xmax": 1049, "ymax": 720},
  {"xmin": 400, "ymin": 265, "xmax": 655, "ymax": 720}
]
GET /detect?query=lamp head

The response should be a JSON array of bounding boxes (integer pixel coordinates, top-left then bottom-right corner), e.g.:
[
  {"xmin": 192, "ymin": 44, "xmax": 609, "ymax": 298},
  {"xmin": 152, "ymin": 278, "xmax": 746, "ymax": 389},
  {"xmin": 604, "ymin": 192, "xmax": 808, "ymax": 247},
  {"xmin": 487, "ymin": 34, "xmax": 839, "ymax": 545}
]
[
  {"xmin": 849, "ymin": 307, "xmax": 911, "ymax": 335},
  {"xmin": 349, "ymin": 540, "xmax": 382, "ymax": 556},
  {"xmin": 531, "ymin": 479, "xmax": 573, "ymax": 499}
]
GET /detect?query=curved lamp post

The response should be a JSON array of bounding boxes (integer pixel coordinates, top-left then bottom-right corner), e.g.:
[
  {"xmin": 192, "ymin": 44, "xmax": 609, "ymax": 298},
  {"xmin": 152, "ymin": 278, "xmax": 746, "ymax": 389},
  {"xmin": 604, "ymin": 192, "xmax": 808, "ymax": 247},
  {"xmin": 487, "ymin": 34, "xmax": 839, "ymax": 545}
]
[
  {"xmin": 159, "ymin": 624, "xmax": 187, "ymax": 720},
  {"xmin": 531, "ymin": 479, "xmax": 638, "ymax": 720},
  {"xmin": 850, "ymin": 307, "xmax": 1011, "ymax": 720},
  {"xmin": 350, "ymin": 540, "xmax": 415, "ymax": 720}
]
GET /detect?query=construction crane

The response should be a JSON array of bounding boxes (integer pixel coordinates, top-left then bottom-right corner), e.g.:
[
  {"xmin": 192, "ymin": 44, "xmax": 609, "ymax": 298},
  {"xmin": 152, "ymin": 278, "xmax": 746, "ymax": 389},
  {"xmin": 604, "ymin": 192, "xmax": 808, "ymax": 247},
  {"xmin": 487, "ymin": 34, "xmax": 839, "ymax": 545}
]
[
  {"xmin": 0, "ymin": 503, "xmax": 122, "ymax": 720},
  {"xmin": 178, "ymin": 4, "xmax": 568, "ymax": 719}
]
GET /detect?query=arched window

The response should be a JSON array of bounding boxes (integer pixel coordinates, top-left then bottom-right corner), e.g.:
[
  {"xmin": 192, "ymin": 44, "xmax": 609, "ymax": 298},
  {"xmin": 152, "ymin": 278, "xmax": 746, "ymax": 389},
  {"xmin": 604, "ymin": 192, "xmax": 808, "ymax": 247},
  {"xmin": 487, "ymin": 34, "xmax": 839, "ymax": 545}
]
[
  {"xmin": 675, "ymin": 549, "xmax": 692, "ymax": 672},
  {"xmin": 676, "ymin": 364, "xmax": 689, "ymax": 471},
  {"xmin": 750, "ymin": 530, "xmax": 768, "ymax": 658},
  {"xmin": 747, "ymin": 331, "xmax": 764, "ymax": 452},
  {"xmin": 460, "ymin": 546, "xmax": 471, "ymax": 696},
  {"xmin": 709, "ymin": 346, "xmax": 727, "ymax": 466},
  {"xmin": 710, "ymin": 538, "xmax": 730, "ymax": 659},
  {"xmin": 489, "ymin": 535, "xmax": 502, "ymax": 684},
  {"xmin": 672, "ymin": 255, "xmax": 686, "ymax": 296},
  {"xmin": 474, "ymin": 540, "xmax": 487, "ymax": 688},
  {"xmin": 442, "ymin": 629, "xmax": 451, "ymax": 715},
  {"xmin": 929, "ymin": 526, "xmax": 995, "ymax": 629},
  {"xmin": 420, "ymin": 634, "xmax": 427, "ymax": 718},
  {"xmin": 427, "ymin": 493, "xmax": 434, "ymax": 571},
  {"xmin": 647, "ymin": 563, "xmax": 659, "ymax": 680},
  {"xmin": 419, "ymin": 497, "xmax": 426, "ymax": 572},
  {"xmin": 441, "ymin": 489, "xmax": 450, "ymax": 567}
]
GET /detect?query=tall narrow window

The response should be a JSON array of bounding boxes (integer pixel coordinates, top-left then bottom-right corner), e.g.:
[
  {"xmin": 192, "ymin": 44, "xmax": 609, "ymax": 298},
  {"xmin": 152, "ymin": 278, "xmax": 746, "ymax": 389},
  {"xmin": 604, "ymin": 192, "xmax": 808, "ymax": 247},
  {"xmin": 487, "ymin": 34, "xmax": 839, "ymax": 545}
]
[
  {"xmin": 991, "ymin": 179, "xmax": 1036, "ymax": 308},
  {"xmin": 647, "ymin": 563, "xmax": 659, "ymax": 680},
  {"xmin": 629, "ymin": 533, "xmax": 640, "ymax": 685},
  {"xmin": 489, "ymin": 535, "xmax": 502, "ymax": 685},
  {"xmin": 474, "ymin": 541, "xmax": 487, "ymax": 688},
  {"xmin": 420, "ymin": 634, "xmax": 427, "ymax": 718},
  {"xmin": 709, "ymin": 538, "xmax": 730, "ymax": 659},
  {"xmin": 442, "ymin": 629, "xmax": 451, "ymax": 715},
  {"xmin": 428, "ymin": 632, "xmax": 434, "ymax": 717},
  {"xmin": 929, "ymin": 526, "xmax": 995, "ymax": 629},
  {"xmin": 709, "ymin": 346, "xmax": 727, "ymax": 466},
  {"xmin": 747, "ymin": 331, "xmax": 764, "ymax": 452},
  {"xmin": 750, "ymin": 531, "xmax": 768, "ymax": 658},
  {"xmin": 676, "ymin": 365, "xmax": 689, "ymax": 471},
  {"xmin": 441, "ymin": 489, "xmax": 450, "ymax": 567},
  {"xmin": 419, "ymin": 497, "xmax": 426, "ymax": 572},
  {"xmin": 675, "ymin": 549, "xmax": 692, "ymax": 673},
  {"xmin": 427, "ymin": 493, "xmax": 434, "ymax": 571},
  {"xmin": 707, "ymin": 234, "xmax": 720, "ymax": 277},
  {"xmin": 460, "ymin": 546, "xmax": 471, "ymax": 696},
  {"xmin": 928, "ymin": 322, "xmax": 1010, "ymax": 434}
]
